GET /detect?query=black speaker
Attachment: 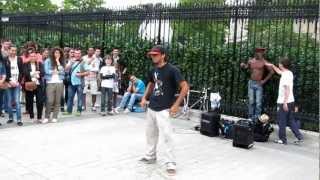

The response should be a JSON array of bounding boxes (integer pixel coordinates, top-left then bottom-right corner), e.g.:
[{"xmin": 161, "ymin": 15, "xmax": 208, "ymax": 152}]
[
  {"xmin": 200, "ymin": 112, "xmax": 220, "ymax": 137},
  {"xmin": 233, "ymin": 120, "xmax": 254, "ymax": 149}
]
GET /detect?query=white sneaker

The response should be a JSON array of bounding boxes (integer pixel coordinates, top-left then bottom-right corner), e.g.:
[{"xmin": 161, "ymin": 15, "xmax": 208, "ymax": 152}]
[
  {"xmin": 123, "ymin": 108, "xmax": 131, "ymax": 113},
  {"xmin": 41, "ymin": 118, "xmax": 49, "ymax": 124},
  {"xmin": 51, "ymin": 119, "xmax": 58, "ymax": 123},
  {"xmin": 113, "ymin": 108, "xmax": 120, "ymax": 114},
  {"xmin": 166, "ymin": 162, "xmax": 177, "ymax": 175},
  {"xmin": 92, "ymin": 106, "xmax": 97, "ymax": 111}
]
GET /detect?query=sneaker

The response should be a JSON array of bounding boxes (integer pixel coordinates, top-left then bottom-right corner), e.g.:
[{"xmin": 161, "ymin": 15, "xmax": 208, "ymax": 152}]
[
  {"xmin": 41, "ymin": 118, "xmax": 49, "ymax": 124},
  {"xmin": 92, "ymin": 106, "xmax": 97, "ymax": 111},
  {"xmin": 75, "ymin": 111, "xmax": 81, "ymax": 116},
  {"xmin": 115, "ymin": 107, "xmax": 122, "ymax": 111},
  {"xmin": 293, "ymin": 139, "xmax": 304, "ymax": 145},
  {"xmin": 100, "ymin": 112, "xmax": 106, "ymax": 116},
  {"xmin": 62, "ymin": 112, "xmax": 72, "ymax": 115},
  {"xmin": 107, "ymin": 111, "xmax": 114, "ymax": 115},
  {"xmin": 274, "ymin": 139, "xmax": 286, "ymax": 144},
  {"xmin": 123, "ymin": 108, "xmax": 131, "ymax": 113},
  {"xmin": 51, "ymin": 119, "xmax": 58, "ymax": 123},
  {"xmin": 113, "ymin": 108, "xmax": 120, "ymax": 114},
  {"xmin": 139, "ymin": 157, "xmax": 157, "ymax": 164},
  {"xmin": 166, "ymin": 162, "xmax": 177, "ymax": 176},
  {"xmin": 61, "ymin": 108, "xmax": 65, "ymax": 112},
  {"xmin": 17, "ymin": 122, "xmax": 23, "ymax": 126},
  {"xmin": 7, "ymin": 119, "xmax": 14, "ymax": 124},
  {"xmin": 0, "ymin": 113, "xmax": 5, "ymax": 117}
]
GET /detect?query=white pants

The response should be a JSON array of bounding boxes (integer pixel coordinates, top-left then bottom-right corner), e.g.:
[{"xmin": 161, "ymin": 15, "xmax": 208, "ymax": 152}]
[{"xmin": 145, "ymin": 108, "xmax": 175, "ymax": 164}]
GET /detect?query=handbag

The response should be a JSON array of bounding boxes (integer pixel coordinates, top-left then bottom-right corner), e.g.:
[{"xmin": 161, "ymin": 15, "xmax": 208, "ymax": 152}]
[
  {"xmin": 25, "ymin": 81, "xmax": 37, "ymax": 91},
  {"xmin": 23, "ymin": 62, "xmax": 40, "ymax": 91}
]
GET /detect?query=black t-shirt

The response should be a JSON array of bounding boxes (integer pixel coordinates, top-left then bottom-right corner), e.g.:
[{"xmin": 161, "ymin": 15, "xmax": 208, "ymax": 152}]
[{"xmin": 147, "ymin": 63, "xmax": 185, "ymax": 111}]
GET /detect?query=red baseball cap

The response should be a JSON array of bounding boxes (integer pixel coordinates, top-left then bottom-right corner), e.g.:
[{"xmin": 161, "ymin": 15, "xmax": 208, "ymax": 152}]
[
  {"xmin": 147, "ymin": 45, "xmax": 166, "ymax": 56},
  {"xmin": 255, "ymin": 47, "xmax": 267, "ymax": 53}
]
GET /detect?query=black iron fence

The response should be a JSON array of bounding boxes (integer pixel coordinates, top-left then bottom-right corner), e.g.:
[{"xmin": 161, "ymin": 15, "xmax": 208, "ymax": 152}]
[{"xmin": 0, "ymin": 0, "xmax": 319, "ymax": 130}]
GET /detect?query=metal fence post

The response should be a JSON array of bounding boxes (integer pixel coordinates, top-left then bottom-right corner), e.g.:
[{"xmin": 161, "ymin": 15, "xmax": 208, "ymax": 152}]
[
  {"xmin": 230, "ymin": 2, "xmax": 239, "ymax": 113},
  {"xmin": 157, "ymin": 7, "xmax": 162, "ymax": 45},
  {"xmin": 60, "ymin": 12, "xmax": 64, "ymax": 48},
  {"xmin": 102, "ymin": 13, "xmax": 106, "ymax": 57},
  {"xmin": 0, "ymin": 9, "xmax": 3, "ymax": 40},
  {"xmin": 27, "ymin": 15, "xmax": 30, "ymax": 41}
]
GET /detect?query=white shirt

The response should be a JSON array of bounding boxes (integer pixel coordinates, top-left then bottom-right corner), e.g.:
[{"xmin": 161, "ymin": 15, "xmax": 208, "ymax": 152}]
[
  {"xmin": 30, "ymin": 63, "xmax": 40, "ymax": 85},
  {"xmin": 277, "ymin": 70, "xmax": 295, "ymax": 104},
  {"xmin": 9, "ymin": 56, "xmax": 19, "ymax": 83},
  {"xmin": 100, "ymin": 66, "xmax": 116, "ymax": 88},
  {"xmin": 48, "ymin": 71, "xmax": 62, "ymax": 83}
]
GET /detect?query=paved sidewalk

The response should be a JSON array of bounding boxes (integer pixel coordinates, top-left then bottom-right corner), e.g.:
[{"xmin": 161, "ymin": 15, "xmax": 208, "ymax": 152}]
[{"xmin": 0, "ymin": 111, "xmax": 318, "ymax": 180}]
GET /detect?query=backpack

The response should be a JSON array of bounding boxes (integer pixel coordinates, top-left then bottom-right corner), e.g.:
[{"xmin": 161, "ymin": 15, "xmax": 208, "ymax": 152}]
[{"xmin": 253, "ymin": 121, "xmax": 274, "ymax": 142}]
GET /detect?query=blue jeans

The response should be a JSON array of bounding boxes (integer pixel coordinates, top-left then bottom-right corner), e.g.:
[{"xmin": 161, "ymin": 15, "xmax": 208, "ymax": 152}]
[
  {"xmin": 67, "ymin": 84, "xmax": 83, "ymax": 113},
  {"xmin": 277, "ymin": 102, "xmax": 303, "ymax": 143},
  {"xmin": 7, "ymin": 86, "xmax": 21, "ymax": 121},
  {"xmin": 101, "ymin": 87, "xmax": 113, "ymax": 112},
  {"xmin": 0, "ymin": 89, "xmax": 5, "ymax": 114},
  {"xmin": 248, "ymin": 80, "xmax": 263, "ymax": 120},
  {"xmin": 119, "ymin": 92, "xmax": 143, "ymax": 110}
]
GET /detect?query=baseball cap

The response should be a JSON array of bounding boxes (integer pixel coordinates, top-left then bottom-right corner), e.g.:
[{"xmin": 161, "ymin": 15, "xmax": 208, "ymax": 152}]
[
  {"xmin": 147, "ymin": 45, "xmax": 167, "ymax": 56},
  {"xmin": 255, "ymin": 47, "xmax": 267, "ymax": 53}
]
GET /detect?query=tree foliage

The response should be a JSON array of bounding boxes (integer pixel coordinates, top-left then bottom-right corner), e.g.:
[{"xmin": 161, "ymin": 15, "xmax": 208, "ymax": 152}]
[
  {"xmin": 1, "ymin": 0, "xmax": 58, "ymax": 13},
  {"xmin": 63, "ymin": 0, "xmax": 104, "ymax": 11}
]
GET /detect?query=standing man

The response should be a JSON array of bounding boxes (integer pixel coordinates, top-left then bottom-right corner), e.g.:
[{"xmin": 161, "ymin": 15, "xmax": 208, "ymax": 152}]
[
  {"xmin": 6, "ymin": 46, "xmax": 24, "ymax": 126},
  {"xmin": 64, "ymin": 49, "xmax": 88, "ymax": 116},
  {"xmin": 82, "ymin": 47, "xmax": 100, "ymax": 111},
  {"xmin": 1, "ymin": 39, "xmax": 12, "ymax": 58},
  {"xmin": 61, "ymin": 48, "xmax": 75, "ymax": 112},
  {"xmin": 140, "ymin": 45, "xmax": 189, "ymax": 175},
  {"xmin": 265, "ymin": 58, "xmax": 303, "ymax": 145},
  {"xmin": 0, "ymin": 39, "xmax": 11, "ymax": 116},
  {"xmin": 240, "ymin": 48, "xmax": 274, "ymax": 121},
  {"xmin": 0, "ymin": 48, "xmax": 8, "ymax": 123},
  {"xmin": 94, "ymin": 48, "xmax": 103, "ymax": 67}
]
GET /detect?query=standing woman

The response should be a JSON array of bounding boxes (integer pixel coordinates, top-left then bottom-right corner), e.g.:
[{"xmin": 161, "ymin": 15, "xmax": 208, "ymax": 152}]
[
  {"xmin": 22, "ymin": 52, "xmax": 45, "ymax": 123},
  {"xmin": 43, "ymin": 48, "xmax": 65, "ymax": 123}
]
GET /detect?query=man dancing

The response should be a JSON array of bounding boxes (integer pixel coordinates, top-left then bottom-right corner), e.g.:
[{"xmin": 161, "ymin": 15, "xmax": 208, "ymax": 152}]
[{"xmin": 140, "ymin": 45, "xmax": 189, "ymax": 175}]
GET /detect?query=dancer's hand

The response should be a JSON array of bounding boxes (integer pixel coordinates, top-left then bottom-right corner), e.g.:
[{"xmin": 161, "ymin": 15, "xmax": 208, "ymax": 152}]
[
  {"xmin": 169, "ymin": 104, "xmax": 179, "ymax": 117},
  {"xmin": 140, "ymin": 97, "xmax": 147, "ymax": 107}
]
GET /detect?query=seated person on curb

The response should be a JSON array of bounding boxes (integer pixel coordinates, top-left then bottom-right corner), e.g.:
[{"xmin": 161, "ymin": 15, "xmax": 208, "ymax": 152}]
[{"xmin": 116, "ymin": 75, "xmax": 145, "ymax": 113}]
